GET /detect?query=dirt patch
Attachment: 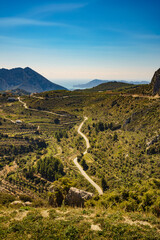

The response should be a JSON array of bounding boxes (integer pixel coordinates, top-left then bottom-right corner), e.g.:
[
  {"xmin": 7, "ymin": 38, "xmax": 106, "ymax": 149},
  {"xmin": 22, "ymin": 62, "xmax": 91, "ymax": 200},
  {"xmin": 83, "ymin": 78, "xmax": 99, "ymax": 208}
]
[
  {"xmin": 14, "ymin": 211, "xmax": 28, "ymax": 221},
  {"xmin": 124, "ymin": 216, "xmax": 153, "ymax": 228},
  {"xmin": 91, "ymin": 224, "xmax": 102, "ymax": 231},
  {"xmin": 41, "ymin": 210, "xmax": 49, "ymax": 218}
]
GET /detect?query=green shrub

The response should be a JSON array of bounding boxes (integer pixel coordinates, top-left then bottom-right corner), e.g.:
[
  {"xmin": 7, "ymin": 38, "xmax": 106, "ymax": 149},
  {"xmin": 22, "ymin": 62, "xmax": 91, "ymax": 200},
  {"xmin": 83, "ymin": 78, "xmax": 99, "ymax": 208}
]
[
  {"xmin": 151, "ymin": 197, "xmax": 160, "ymax": 217},
  {"xmin": 48, "ymin": 190, "xmax": 63, "ymax": 207},
  {"xmin": 140, "ymin": 190, "xmax": 155, "ymax": 211},
  {"xmin": 120, "ymin": 199, "xmax": 138, "ymax": 212},
  {"xmin": 9, "ymin": 222, "xmax": 24, "ymax": 233},
  {"xmin": 32, "ymin": 199, "xmax": 45, "ymax": 207},
  {"xmin": 19, "ymin": 194, "xmax": 33, "ymax": 202},
  {"xmin": 64, "ymin": 225, "xmax": 79, "ymax": 240},
  {"xmin": 0, "ymin": 193, "xmax": 15, "ymax": 205}
]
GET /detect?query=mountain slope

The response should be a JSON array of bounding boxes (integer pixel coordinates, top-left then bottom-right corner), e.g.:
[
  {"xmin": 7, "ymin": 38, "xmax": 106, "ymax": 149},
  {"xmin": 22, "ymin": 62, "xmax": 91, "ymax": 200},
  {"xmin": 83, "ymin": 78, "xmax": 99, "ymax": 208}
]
[
  {"xmin": 0, "ymin": 67, "xmax": 67, "ymax": 93},
  {"xmin": 86, "ymin": 81, "xmax": 136, "ymax": 92}
]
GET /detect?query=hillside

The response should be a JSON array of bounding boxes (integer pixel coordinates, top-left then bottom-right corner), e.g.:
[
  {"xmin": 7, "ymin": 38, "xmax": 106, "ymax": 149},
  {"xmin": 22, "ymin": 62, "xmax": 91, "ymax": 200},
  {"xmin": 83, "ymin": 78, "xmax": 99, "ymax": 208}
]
[
  {"xmin": 86, "ymin": 81, "xmax": 136, "ymax": 92},
  {"xmin": 0, "ymin": 68, "xmax": 160, "ymax": 239},
  {"xmin": 0, "ymin": 67, "xmax": 67, "ymax": 93}
]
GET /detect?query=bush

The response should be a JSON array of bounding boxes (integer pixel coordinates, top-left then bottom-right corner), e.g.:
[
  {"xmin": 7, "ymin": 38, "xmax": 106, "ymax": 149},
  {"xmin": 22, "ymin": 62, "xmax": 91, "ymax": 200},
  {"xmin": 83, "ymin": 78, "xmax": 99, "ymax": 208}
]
[
  {"xmin": 32, "ymin": 199, "xmax": 45, "ymax": 207},
  {"xmin": 64, "ymin": 225, "xmax": 79, "ymax": 240},
  {"xmin": 54, "ymin": 118, "xmax": 60, "ymax": 124},
  {"xmin": 48, "ymin": 190, "xmax": 63, "ymax": 207},
  {"xmin": 0, "ymin": 193, "xmax": 15, "ymax": 205},
  {"xmin": 120, "ymin": 199, "xmax": 138, "ymax": 212},
  {"xmin": 19, "ymin": 194, "xmax": 33, "ymax": 202},
  {"xmin": 151, "ymin": 197, "xmax": 160, "ymax": 217},
  {"xmin": 101, "ymin": 177, "xmax": 109, "ymax": 192},
  {"xmin": 140, "ymin": 190, "xmax": 155, "ymax": 210}
]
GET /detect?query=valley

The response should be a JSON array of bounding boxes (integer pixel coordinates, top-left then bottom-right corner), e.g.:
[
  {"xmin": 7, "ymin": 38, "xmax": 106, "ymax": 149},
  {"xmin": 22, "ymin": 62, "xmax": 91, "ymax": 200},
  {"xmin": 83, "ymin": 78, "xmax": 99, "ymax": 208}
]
[{"xmin": 0, "ymin": 75, "xmax": 160, "ymax": 239}]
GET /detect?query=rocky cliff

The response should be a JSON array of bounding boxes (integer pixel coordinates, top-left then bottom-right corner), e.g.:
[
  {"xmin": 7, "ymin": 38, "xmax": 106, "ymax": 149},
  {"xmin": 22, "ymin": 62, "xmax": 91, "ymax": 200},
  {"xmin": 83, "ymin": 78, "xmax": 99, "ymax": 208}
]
[{"xmin": 151, "ymin": 68, "xmax": 160, "ymax": 95}]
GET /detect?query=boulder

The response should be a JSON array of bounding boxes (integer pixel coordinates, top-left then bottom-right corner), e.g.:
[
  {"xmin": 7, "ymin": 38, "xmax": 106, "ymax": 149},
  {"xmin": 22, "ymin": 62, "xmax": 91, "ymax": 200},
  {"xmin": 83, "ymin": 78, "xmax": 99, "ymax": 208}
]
[
  {"xmin": 24, "ymin": 201, "xmax": 32, "ymax": 206},
  {"xmin": 10, "ymin": 200, "xmax": 25, "ymax": 208},
  {"xmin": 65, "ymin": 187, "xmax": 93, "ymax": 207}
]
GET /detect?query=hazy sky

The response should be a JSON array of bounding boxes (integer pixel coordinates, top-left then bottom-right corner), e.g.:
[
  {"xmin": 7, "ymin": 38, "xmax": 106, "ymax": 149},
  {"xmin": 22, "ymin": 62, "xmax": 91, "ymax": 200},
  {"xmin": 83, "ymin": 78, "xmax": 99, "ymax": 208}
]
[{"xmin": 0, "ymin": 0, "xmax": 160, "ymax": 86}]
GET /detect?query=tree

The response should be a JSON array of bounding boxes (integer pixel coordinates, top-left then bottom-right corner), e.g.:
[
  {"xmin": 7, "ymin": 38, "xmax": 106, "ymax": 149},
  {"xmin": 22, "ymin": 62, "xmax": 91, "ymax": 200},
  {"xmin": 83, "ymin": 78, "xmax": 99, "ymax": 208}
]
[
  {"xmin": 54, "ymin": 118, "xmax": 60, "ymax": 124},
  {"xmin": 37, "ymin": 156, "xmax": 65, "ymax": 182},
  {"xmin": 81, "ymin": 159, "xmax": 88, "ymax": 171},
  {"xmin": 113, "ymin": 133, "xmax": 118, "ymax": 141},
  {"xmin": 101, "ymin": 177, "xmax": 109, "ymax": 191}
]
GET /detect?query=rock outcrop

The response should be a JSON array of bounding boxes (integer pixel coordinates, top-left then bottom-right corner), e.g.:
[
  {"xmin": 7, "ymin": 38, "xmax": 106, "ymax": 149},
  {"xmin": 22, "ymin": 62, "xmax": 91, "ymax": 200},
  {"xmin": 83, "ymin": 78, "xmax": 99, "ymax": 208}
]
[
  {"xmin": 10, "ymin": 200, "xmax": 25, "ymax": 207},
  {"xmin": 151, "ymin": 68, "xmax": 160, "ymax": 95},
  {"xmin": 65, "ymin": 187, "xmax": 93, "ymax": 207}
]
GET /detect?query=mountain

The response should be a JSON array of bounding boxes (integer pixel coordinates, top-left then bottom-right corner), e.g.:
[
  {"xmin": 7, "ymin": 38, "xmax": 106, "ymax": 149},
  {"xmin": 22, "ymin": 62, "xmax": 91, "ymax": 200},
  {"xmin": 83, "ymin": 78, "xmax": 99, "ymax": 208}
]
[
  {"xmin": 73, "ymin": 79, "xmax": 109, "ymax": 89},
  {"xmin": 86, "ymin": 81, "xmax": 136, "ymax": 92},
  {"xmin": 73, "ymin": 79, "xmax": 149, "ymax": 89},
  {"xmin": 0, "ymin": 67, "xmax": 67, "ymax": 93},
  {"xmin": 150, "ymin": 68, "xmax": 160, "ymax": 95}
]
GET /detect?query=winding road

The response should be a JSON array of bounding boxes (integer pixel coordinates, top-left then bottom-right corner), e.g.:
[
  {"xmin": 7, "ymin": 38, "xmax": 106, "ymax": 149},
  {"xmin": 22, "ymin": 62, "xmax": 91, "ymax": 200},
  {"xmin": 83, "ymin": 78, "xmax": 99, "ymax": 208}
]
[
  {"xmin": 74, "ymin": 117, "xmax": 103, "ymax": 195},
  {"xmin": 18, "ymin": 97, "xmax": 103, "ymax": 195}
]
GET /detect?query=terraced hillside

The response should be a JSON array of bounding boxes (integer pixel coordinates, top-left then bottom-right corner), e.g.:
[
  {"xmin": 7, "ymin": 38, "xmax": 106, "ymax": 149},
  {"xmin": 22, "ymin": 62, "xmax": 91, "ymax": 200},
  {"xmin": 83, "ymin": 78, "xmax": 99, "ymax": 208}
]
[{"xmin": 0, "ymin": 85, "xmax": 160, "ymax": 239}]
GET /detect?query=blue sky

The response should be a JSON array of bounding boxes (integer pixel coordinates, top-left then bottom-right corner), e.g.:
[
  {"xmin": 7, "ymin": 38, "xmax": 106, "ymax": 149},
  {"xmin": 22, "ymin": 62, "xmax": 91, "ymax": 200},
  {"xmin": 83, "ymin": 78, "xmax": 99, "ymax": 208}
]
[{"xmin": 0, "ymin": 0, "xmax": 160, "ymax": 86}]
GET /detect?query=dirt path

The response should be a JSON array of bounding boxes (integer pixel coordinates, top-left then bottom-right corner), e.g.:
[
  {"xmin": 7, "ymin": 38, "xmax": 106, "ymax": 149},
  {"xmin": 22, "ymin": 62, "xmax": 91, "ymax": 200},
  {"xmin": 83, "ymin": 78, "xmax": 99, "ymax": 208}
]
[
  {"xmin": 122, "ymin": 93, "xmax": 160, "ymax": 100},
  {"xmin": 17, "ymin": 97, "xmax": 66, "ymax": 117},
  {"xmin": 4, "ymin": 118, "xmax": 15, "ymax": 123},
  {"xmin": 74, "ymin": 117, "xmax": 103, "ymax": 195}
]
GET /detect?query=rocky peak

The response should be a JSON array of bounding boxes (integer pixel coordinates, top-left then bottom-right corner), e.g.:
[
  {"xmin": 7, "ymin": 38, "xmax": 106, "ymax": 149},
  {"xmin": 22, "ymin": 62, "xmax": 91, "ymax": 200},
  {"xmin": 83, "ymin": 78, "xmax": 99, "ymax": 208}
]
[{"xmin": 151, "ymin": 68, "xmax": 160, "ymax": 95}]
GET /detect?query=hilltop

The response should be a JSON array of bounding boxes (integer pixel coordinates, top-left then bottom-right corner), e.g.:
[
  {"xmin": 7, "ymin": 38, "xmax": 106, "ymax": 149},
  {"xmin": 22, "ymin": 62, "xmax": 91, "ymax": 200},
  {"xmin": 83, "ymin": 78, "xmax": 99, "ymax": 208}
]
[
  {"xmin": 0, "ymin": 67, "xmax": 67, "ymax": 93},
  {"xmin": 82, "ymin": 81, "xmax": 136, "ymax": 92}
]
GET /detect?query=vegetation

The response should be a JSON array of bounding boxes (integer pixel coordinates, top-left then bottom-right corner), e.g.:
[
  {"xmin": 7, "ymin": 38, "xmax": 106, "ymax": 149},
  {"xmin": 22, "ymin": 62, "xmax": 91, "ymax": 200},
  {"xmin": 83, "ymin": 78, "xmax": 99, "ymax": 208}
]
[
  {"xmin": 86, "ymin": 81, "xmax": 136, "ymax": 92},
  {"xmin": 0, "ymin": 205, "xmax": 159, "ymax": 239},
  {"xmin": 0, "ymin": 85, "xmax": 160, "ymax": 238},
  {"xmin": 37, "ymin": 156, "xmax": 65, "ymax": 181}
]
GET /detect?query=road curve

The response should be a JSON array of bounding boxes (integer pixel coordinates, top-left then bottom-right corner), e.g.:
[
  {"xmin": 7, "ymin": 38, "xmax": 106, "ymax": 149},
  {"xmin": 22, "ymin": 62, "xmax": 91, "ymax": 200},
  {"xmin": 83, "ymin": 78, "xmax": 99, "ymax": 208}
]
[{"xmin": 74, "ymin": 117, "xmax": 103, "ymax": 195}]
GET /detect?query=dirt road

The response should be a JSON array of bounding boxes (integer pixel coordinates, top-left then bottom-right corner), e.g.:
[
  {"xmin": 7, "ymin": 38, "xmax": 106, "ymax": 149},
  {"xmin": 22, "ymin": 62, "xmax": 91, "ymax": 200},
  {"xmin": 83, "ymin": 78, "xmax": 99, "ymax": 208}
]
[{"xmin": 74, "ymin": 117, "xmax": 103, "ymax": 195}]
